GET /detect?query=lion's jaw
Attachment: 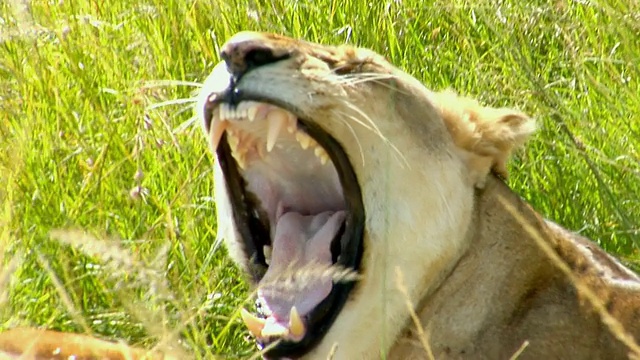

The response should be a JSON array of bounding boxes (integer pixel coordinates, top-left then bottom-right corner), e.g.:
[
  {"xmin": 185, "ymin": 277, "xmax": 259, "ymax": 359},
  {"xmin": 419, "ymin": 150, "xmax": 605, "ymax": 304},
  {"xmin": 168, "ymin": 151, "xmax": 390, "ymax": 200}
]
[{"xmin": 198, "ymin": 32, "xmax": 476, "ymax": 359}]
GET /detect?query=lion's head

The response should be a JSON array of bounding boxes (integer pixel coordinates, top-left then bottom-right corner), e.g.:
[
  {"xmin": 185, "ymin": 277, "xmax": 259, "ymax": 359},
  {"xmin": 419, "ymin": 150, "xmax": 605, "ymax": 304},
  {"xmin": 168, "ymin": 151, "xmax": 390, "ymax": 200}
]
[{"xmin": 196, "ymin": 32, "xmax": 535, "ymax": 359}]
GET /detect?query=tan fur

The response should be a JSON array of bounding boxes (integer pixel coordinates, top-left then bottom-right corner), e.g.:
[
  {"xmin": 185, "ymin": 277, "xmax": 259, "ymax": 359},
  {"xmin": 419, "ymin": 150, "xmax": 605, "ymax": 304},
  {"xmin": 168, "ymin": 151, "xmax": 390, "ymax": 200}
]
[
  {"xmin": 1, "ymin": 32, "xmax": 639, "ymax": 360},
  {"xmin": 429, "ymin": 90, "xmax": 536, "ymax": 187},
  {"xmin": 0, "ymin": 328, "xmax": 168, "ymax": 359},
  {"xmin": 204, "ymin": 32, "xmax": 640, "ymax": 360}
]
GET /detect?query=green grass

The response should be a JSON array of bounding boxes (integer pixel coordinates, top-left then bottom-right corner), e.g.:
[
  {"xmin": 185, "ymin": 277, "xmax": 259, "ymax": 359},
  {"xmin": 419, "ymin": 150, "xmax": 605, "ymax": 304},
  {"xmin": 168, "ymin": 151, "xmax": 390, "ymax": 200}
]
[{"xmin": 0, "ymin": 0, "xmax": 638, "ymax": 358}]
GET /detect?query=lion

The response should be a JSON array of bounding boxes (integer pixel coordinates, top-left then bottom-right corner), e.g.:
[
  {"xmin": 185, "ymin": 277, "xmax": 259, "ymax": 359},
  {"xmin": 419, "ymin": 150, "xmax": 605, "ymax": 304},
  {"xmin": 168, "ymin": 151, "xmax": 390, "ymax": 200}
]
[
  {"xmin": 0, "ymin": 328, "xmax": 172, "ymax": 359},
  {"xmin": 196, "ymin": 32, "xmax": 640, "ymax": 360},
  {"xmin": 1, "ymin": 32, "xmax": 639, "ymax": 360}
]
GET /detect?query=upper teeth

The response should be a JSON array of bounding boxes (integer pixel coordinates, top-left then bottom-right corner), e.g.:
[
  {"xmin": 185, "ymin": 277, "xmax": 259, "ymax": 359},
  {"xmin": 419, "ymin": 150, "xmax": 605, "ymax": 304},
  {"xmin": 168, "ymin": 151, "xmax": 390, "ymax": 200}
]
[
  {"xmin": 219, "ymin": 101, "xmax": 265, "ymax": 122},
  {"xmin": 208, "ymin": 101, "xmax": 330, "ymax": 167}
]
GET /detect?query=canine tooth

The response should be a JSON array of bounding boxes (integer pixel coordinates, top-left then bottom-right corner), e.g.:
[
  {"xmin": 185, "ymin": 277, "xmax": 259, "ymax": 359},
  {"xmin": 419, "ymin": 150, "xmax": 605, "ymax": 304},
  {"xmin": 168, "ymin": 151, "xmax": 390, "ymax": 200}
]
[
  {"xmin": 289, "ymin": 306, "xmax": 306, "ymax": 339},
  {"xmin": 241, "ymin": 308, "xmax": 266, "ymax": 338},
  {"xmin": 266, "ymin": 109, "xmax": 287, "ymax": 152},
  {"xmin": 210, "ymin": 120, "xmax": 228, "ymax": 151},
  {"xmin": 295, "ymin": 131, "xmax": 312, "ymax": 150},
  {"xmin": 263, "ymin": 245, "xmax": 272, "ymax": 265}
]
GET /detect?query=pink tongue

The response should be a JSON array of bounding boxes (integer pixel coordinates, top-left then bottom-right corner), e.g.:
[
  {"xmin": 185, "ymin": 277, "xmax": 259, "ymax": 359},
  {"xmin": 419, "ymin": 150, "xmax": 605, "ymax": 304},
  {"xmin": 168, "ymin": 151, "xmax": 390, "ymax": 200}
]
[{"xmin": 257, "ymin": 210, "xmax": 346, "ymax": 323}]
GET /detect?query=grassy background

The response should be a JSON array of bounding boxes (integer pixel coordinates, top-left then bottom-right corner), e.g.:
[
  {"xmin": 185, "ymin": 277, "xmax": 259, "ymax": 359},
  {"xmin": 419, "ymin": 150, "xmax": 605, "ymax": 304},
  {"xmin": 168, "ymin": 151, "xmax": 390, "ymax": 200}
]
[{"xmin": 0, "ymin": 0, "xmax": 638, "ymax": 358}]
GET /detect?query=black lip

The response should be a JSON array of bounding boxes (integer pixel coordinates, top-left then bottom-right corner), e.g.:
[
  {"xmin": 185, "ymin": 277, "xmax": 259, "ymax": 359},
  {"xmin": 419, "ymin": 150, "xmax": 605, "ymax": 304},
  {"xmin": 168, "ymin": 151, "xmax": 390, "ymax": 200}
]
[{"xmin": 207, "ymin": 95, "xmax": 365, "ymax": 359}]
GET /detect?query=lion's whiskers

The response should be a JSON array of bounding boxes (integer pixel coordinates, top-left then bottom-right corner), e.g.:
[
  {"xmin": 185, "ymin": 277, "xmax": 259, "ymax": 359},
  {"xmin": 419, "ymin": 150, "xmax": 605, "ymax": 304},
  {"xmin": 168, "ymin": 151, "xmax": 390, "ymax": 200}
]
[
  {"xmin": 173, "ymin": 115, "xmax": 199, "ymax": 134},
  {"xmin": 138, "ymin": 79, "xmax": 204, "ymax": 134},
  {"xmin": 146, "ymin": 97, "xmax": 199, "ymax": 111},
  {"xmin": 329, "ymin": 110, "xmax": 366, "ymax": 167},
  {"xmin": 329, "ymin": 72, "xmax": 413, "ymax": 97},
  {"xmin": 142, "ymin": 80, "xmax": 204, "ymax": 89},
  {"xmin": 335, "ymin": 72, "xmax": 397, "ymax": 87},
  {"xmin": 331, "ymin": 98, "xmax": 409, "ymax": 168},
  {"xmin": 321, "ymin": 71, "xmax": 396, "ymax": 88}
]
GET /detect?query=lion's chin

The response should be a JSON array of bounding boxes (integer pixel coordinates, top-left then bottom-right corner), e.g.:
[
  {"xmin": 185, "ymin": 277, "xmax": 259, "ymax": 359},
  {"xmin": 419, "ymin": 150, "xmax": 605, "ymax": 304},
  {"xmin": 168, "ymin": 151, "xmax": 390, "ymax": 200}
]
[{"xmin": 204, "ymin": 98, "xmax": 365, "ymax": 358}]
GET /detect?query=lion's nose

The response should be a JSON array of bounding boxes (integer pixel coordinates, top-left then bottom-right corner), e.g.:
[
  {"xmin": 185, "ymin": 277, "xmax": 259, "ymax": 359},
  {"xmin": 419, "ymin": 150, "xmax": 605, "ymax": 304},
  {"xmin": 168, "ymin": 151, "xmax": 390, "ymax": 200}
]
[{"xmin": 220, "ymin": 32, "xmax": 290, "ymax": 81}]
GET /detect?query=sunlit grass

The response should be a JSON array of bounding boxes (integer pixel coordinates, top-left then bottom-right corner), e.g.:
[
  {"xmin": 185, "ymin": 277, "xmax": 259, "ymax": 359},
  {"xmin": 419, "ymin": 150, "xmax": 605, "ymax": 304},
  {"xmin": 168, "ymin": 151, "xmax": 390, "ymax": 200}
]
[{"xmin": 0, "ymin": 0, "xmax": 638, "ymax": 358}]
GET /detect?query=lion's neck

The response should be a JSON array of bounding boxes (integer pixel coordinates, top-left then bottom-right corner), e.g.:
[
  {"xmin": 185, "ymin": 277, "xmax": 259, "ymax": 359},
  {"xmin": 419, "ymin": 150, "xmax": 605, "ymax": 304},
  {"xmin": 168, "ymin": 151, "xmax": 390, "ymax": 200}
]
[{"xmin": 390, "ymin": 175, "xmax": 560, "ymax": 358}]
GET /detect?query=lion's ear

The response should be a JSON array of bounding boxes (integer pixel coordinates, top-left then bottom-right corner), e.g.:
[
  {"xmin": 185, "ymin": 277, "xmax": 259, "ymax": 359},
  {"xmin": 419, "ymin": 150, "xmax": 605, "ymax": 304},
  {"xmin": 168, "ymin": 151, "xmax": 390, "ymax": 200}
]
[{"xmin": 432, "ymin": 91, "xmax": 536, "ymax": 188}]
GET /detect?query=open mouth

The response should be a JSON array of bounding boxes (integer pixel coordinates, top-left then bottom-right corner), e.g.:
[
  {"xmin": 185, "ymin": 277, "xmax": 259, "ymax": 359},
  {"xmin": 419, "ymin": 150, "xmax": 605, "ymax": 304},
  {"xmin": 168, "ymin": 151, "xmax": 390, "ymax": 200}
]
[{"xmin": 203, "ymin": 96, "xmax": 365, "ymax": 358}]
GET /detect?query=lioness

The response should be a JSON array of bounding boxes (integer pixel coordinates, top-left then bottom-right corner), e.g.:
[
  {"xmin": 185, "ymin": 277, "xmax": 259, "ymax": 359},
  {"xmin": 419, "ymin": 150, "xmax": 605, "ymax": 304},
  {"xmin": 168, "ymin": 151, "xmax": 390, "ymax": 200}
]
[
  {"xmin": 1, "ymin": 32, "xmax": 639, "ymax": 360},
  {"xmin": 197, "ymin": 32, "xmax": 640, "ymax": 359}
]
